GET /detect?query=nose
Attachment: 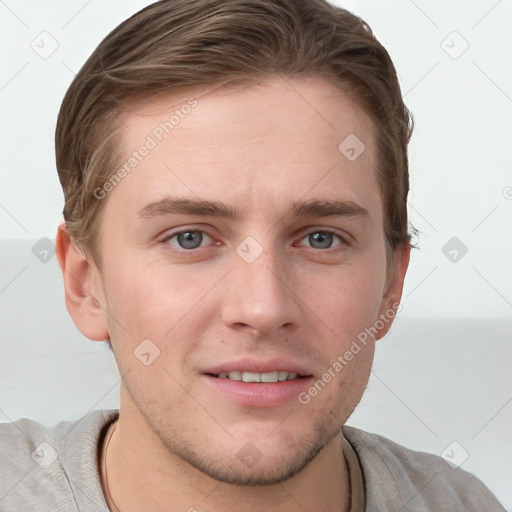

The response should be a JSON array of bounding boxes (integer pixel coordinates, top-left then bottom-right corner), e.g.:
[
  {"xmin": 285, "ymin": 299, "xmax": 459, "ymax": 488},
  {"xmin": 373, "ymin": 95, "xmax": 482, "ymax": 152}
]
[{"xmin": 221, "ymin": 242, "xmax": 302, "ymax": 338}]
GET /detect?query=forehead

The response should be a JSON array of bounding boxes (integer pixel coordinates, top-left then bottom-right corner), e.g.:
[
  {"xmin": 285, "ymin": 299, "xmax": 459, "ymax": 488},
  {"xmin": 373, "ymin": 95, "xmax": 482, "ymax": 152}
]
[{"xmin": 107, "ymin": 75, "xmax": 381, "ymax": 221}]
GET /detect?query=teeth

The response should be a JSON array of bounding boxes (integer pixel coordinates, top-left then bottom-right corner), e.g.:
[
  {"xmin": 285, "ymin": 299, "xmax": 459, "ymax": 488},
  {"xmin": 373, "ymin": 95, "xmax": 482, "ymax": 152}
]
[
  {"xmin": 242, "ymin": 371, "xmax": 260, "ymax": 383},
  {"xmin": 260, "ymin": 371, "xmax": 278, "ymax": 383},
  {"xmin": 217, "ymin": 371, "xmax": 299, "ymax": 382}
]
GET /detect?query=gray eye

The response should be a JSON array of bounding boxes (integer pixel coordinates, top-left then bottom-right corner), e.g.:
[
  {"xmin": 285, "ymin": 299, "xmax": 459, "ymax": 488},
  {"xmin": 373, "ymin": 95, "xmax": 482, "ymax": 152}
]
[
  {"xmin": 308, "ymin": 231, "xmax": 333, "ymax": 249},
  {"xmin": 176, "ymin": 231, "xmax": 204, "ymax": 249}
]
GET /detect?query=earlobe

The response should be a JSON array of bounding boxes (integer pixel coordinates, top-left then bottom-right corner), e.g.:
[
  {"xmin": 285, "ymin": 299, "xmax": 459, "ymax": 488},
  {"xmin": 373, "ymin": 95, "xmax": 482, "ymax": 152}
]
[
  {"xmin": 56, "ymin": 223, "xmax": 109, "ymax": 342},
  {"xmin": 375, "ymin": 243, "xmax": 411, "ymax": 340}
]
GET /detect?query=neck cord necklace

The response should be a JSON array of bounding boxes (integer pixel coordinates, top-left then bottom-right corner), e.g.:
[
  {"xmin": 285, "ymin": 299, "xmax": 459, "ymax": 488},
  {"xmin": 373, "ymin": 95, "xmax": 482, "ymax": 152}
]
[{"xmin": 103, "ymin": 420, "xmax": 122, "ymax": 512}]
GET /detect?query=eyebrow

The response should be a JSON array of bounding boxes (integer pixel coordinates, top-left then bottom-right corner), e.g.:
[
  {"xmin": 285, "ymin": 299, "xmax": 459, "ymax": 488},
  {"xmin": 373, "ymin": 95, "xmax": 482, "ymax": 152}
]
[{"xmin": 137, "ymin": 197, "xmax": 369, "ymax": 221}]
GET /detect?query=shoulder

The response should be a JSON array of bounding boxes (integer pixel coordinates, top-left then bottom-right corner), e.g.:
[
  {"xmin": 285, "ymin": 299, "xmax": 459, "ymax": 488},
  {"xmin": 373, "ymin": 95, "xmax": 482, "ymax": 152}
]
[
  {"xmin": 0, "ymin": 409, "xmax": 118, "ymax": 512},
  {"xmin": 342, "ymin": 425, "xmax": 507, "ymax": 511}
]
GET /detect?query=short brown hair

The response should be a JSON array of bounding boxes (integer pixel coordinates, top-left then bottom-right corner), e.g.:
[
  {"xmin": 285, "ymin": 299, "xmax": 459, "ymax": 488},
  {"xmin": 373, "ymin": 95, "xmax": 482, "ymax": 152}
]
[{"xmin": 56, "ymin": 0, "xmax": 413, "ymax": 263}]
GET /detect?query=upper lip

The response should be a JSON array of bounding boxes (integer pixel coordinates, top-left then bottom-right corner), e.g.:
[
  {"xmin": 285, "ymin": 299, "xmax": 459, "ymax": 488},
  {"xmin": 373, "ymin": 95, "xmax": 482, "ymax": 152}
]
[{"xmin": 203, "ymin": 358, "xmax": 313, "ymax": 376}]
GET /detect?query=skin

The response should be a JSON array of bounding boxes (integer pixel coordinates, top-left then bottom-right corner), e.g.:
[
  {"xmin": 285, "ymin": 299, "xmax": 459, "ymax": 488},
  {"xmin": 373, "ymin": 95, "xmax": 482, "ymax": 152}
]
[{"xmin": 57, "ymin": 74, "xmax": 410, "ymax": 512}]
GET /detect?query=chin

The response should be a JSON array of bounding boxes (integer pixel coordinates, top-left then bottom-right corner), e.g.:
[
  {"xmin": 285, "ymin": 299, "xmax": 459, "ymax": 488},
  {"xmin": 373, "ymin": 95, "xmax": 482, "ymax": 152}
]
[
  {"xmin": 186, "ymin": 443, "xmax": 325, "ymax": 487},
  {"xmin": 165, "ymin": 422, "xmax": 337, "ymax": 487}
]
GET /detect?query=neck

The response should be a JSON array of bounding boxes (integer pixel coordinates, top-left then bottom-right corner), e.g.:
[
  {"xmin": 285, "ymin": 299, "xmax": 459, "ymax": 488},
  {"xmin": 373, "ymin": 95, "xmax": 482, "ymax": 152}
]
[{"xmin": 104, "ymin": 391, "xmax": 351, "ymax": 512}]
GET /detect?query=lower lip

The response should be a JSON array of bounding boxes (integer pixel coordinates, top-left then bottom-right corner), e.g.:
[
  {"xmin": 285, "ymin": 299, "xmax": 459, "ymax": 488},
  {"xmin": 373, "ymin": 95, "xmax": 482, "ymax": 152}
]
[{"xmin": 201, "ymin": 374, "xmax": 314, "ymax": 408}]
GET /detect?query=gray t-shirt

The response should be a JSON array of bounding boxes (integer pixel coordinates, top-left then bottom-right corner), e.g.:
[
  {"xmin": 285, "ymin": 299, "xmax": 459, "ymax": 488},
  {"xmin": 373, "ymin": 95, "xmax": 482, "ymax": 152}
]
[{"xmin": 0, "ymin": 409, "xmax": 507, "ymax": 511}]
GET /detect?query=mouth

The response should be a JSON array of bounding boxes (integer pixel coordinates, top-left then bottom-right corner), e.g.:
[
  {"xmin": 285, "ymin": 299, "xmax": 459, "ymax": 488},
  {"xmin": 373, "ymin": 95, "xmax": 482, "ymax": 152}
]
[
  {"xmin": 201, "ymin": 361, "xmax": 314, "ymax": 407},
  {"xmin": 208, "ymin": 371, "xmax": 308, "ymax": 382}
]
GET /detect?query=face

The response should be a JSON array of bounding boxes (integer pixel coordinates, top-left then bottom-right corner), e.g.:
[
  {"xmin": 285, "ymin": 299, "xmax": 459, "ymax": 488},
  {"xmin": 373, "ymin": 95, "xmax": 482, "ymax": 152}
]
[{"xmin": 91, "ymin": 75, "xmax": 405, "ymax": 485}]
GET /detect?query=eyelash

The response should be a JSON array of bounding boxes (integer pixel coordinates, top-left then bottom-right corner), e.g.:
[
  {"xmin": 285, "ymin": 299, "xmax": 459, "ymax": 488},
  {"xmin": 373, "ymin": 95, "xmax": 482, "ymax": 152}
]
[{"xmin": 161, "ymin": 228, "xmax": 348, "ymax": 253}]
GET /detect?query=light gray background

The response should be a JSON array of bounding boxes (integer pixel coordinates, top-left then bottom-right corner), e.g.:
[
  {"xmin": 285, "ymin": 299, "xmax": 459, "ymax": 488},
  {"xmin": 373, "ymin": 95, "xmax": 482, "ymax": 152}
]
[{"xmin": 0, "ymin": 0, "xmax": 511, "ymax": 509}]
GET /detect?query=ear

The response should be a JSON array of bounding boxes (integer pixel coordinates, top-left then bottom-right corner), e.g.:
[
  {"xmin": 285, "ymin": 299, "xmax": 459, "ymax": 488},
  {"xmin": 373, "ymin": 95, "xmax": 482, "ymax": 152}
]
[
  {"xmin": 375, "ymin": 243, "xmax": 411, "ymax": 341},
  {"xmin": 56, "ymin": 223, "xmax": 109, "ymax": 341}
]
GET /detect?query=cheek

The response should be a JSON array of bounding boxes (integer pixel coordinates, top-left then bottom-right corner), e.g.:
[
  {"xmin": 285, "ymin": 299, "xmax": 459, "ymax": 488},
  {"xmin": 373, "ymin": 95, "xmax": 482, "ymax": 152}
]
[
  {"xmin": 105, "ymin": 271, "xmax": 163, "ymax": 331},
  {"xmin": 303, "ymin": 262, "xmax": 386, "ymax": 341},
  {"xmin": 102, "ymin": 257, "xmax": 222, "ymax": 347}
]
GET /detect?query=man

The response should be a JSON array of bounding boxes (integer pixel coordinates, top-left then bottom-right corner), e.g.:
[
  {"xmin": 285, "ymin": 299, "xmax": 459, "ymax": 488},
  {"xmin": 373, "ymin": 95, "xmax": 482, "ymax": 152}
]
[{"xmin": 0, "ymin": 0, "xmax": 507, "ymax": 511}]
